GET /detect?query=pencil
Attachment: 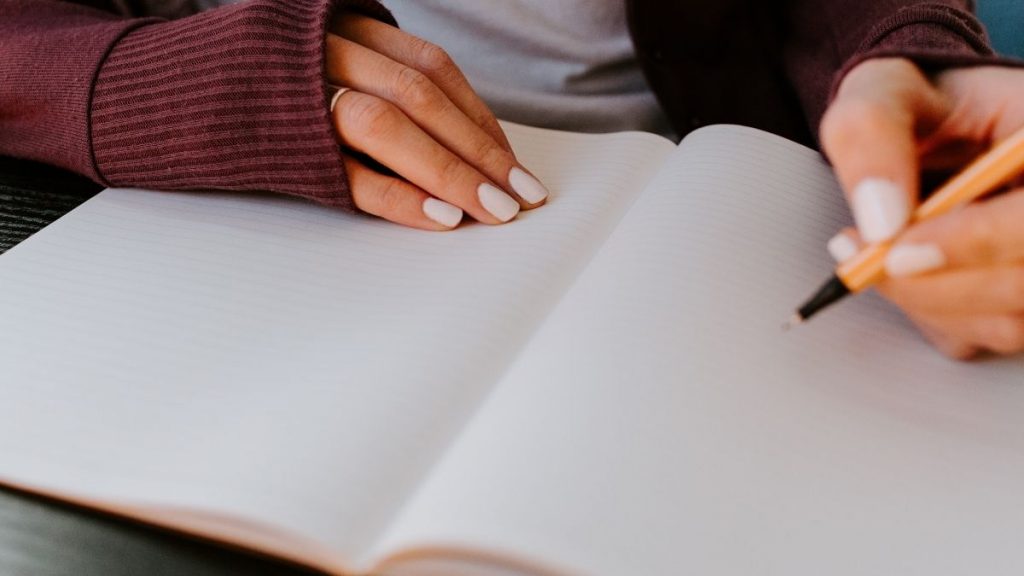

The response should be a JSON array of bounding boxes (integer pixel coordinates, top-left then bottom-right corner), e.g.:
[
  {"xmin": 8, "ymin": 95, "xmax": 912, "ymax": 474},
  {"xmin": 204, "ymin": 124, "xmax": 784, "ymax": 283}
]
[{"xmin": 786, "ymin": 124, "xmax": 1024, "ymax": 329}]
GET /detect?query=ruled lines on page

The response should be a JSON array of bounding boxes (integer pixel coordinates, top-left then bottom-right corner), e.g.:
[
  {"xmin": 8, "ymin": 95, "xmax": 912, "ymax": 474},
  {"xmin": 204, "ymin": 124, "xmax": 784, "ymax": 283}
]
[{"xmin": 0, "ymin": 123, "xmax": 674, "ymax": 562}]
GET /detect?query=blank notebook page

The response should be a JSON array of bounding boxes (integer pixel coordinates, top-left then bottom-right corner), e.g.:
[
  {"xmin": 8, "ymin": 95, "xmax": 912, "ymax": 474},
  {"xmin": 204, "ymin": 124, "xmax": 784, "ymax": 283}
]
[
  {"xmin": 0, "ymin": 123, "xmax": 672, "ymax": 562},
  {"xmin": 374, "ymin": 126, "xmax": 1024, "ymax": 575}
]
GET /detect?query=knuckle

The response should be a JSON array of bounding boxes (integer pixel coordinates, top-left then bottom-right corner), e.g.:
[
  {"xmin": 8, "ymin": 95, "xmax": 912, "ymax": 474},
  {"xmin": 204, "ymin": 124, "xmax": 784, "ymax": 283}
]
[
  {"xmin": 375, "ymin": 177, "xmax": 407, "ymax": 214},
  {"xmin": 914, "ymin": 319, "xmax": 977, "ymax": 360},
  {"xmin": 942, "ymin": 340, "xmax": 981, "ymax": 361},
  {"xmin": 823, "ymin": 100, "xmax": 899, "ymax": 145},
  {"xmin": 878, "ymin": 278, "xmax": 914, "ymax": 309},
  {"xmin": 821, "ymin": 101, "xmax": 877, "ymax": 153},
  {"xmin": 475, "ymin": 137, "xmax": 512, "ymax": 170},
  {"xmin": 343, "ymin": 94, "xmax": 397, "ymax": 140},
  {"xmin": 985, "ymin": 317, "xmax": 1024, "ymax": 353},
  {"xmin": 411, "ymin": 40, "xmax": 455, "ymax": 75},
  {"xmin": 478, "ymin": 113, "xmax": 506, "ymax": 138},
  {"xmin": 999, "ymin": 268, "xmax": 1024, "ymax": 306},
  {"xmin": 980, "ymin": 268, "xmax": 1024, "ymax": 318},
  {"xmin": 819, "ymin": 104, "xmax": 848, "ymax": 143},
  {"xmin": 435, "ymin": 153, "xmax": 466, "ymax": 187},
  {"xmin": 392, "ymin": 67, "xmax": 441, "ymax": 110},
  {"xmin": 1003, "ymin": 266, "xmax": 1024, "ymax": 301},
  {"xmin": 961, "ymin": 206, "xmax": 999, "ymax": 262}
]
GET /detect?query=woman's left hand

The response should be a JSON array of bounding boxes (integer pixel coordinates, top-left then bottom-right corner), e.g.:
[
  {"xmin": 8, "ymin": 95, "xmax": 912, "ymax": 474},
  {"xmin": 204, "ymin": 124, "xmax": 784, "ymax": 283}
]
[{"xmin": 819, "ymin": 59, "xmax": 1024, "ymax": 359}]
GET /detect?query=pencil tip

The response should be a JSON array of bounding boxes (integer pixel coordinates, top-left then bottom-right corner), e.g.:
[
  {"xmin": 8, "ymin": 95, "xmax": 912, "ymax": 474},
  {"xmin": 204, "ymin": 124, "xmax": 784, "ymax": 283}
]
[{"xmin": 781, "ymin": 314, "xmax": 803, "ymax": 332}]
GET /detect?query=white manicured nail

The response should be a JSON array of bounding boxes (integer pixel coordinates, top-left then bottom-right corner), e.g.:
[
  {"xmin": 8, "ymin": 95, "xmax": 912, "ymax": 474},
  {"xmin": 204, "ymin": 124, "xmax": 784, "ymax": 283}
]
[
  {"xmin": 827, "ymin": 232, "xmax": 859, "ymax": 263},
  {"xmin": 478, "ymin": 183, "xmax": 520, "ymax": 222},
  {"xmin": 508, "ymin": 167, "xmax": 549, "ymax": 204},
  {"xmin": 851, "ymin": 178, "xmax": 910, "ymax": 243},
  {"xmin": 423, "ymin": 198, "xmax": 463, "ymax": 228},
  {"xmin": 885, "ymin": 243, "xmax": 946, "ymax": 277}
]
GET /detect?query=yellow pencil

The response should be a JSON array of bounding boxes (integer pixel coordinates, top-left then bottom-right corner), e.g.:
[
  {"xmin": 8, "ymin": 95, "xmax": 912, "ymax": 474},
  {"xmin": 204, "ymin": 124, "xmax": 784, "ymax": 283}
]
[{"xmin": 787, "ymin": 124, "xmax": 1024, "ymax": 327}]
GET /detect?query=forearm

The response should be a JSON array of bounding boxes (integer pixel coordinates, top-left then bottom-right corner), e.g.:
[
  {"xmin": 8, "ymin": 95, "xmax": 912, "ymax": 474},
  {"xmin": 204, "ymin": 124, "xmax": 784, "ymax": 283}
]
[
  {"xmin": 0, "ymin": 0, "xmax": 395, "ymax": 210},
  {"xmin": 0, "ymin": 1, "xmax": 159, "ymax": 179}
]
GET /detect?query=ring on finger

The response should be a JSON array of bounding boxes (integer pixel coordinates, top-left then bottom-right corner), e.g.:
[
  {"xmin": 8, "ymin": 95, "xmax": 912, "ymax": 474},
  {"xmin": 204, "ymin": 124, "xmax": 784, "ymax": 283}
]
[{"xmin": 329, "ymin": 85, "xmax": 353, "ymax": 113}]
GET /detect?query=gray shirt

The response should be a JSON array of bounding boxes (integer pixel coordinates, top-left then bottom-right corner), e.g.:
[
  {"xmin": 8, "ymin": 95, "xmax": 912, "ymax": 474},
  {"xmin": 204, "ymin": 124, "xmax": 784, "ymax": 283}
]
[
  {"xmin": 202, "ymin": 0, "xmax": 672, "ymax": 134},
  {"xmin": 385, "ymin": 0, "xmax": 672, "ymax": 135}
]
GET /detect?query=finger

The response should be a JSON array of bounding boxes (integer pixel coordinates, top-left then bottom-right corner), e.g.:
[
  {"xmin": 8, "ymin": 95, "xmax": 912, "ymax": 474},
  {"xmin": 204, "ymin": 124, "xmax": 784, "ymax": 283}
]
[
  {"xmin": 332, "ymin": 90, "xmax": 520, "ymax": 224},
  {"xmin": 821, "ymin": 58, "xmax": 950, "ymax": 243},
  {"xmin": 345, "ymin": 155, "xmax": 463, "ymax": 230},
  {"xmin": 826, "ymin": 227, "xmax": 863, "ymax": 263},
  {"xmin": 905, "ymin": 312, "xmax": 981, "ymax": 360},
  {"xmin": 333, "ymin": 15, "xmax": 513, "ymax": 152},
  {"xmin": 885, "ymin": 188, "xmax": 1024, "ymax": 276},
  {"xmin": 326, "ymin": 35, "xmax": 547, "ymax": 209},
  {"xmin": 933, "ymin": 66, "xmax": 1024, "ymax": 143},
  {"xmin": 913, "ymin": 313, "xmax": 1024, "ymax": 357},
  {"xmin": 878, "ymin": 264, "xmax": 1024, "ymax": 316}
]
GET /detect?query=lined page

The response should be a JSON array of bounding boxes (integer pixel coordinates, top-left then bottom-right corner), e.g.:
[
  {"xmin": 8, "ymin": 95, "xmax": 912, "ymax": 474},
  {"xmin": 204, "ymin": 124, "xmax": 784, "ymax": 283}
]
[
  {"xmin": 374, "ymin": 126, "xmax": 1024, "ymax": 575},
  {"xmin": 0, "ymin": 122, "xmax": 673, "ymax": 565}
]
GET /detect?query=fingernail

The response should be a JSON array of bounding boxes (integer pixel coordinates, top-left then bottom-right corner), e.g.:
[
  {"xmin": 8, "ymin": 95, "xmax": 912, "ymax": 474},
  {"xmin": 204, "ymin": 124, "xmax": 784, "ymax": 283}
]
[
  {"xmin": 508, "ymin": 167, "xmax": 549, "ymax": 204},
  {"xmin": 827, "ymin": 232, "xmax": 859, "ymax": 263},
  {"xmin": 885, "ymin": 243, "xmax": 946, "ymax": 277},
  {"xmin": 478, "ymin": 183, "xmax": 520, "ymax": 223},
  {"xmin": 423, "ymin": 198, "xmax": 463, "ymax": 228},
  {"xmin": 851, "ymin": 178, "xmax": 910, "ymax": 243}
]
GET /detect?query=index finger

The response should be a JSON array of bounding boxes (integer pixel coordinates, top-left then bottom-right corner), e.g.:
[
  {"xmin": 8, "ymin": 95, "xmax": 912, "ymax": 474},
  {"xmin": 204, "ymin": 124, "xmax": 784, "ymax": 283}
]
[
  {"xmin": 892, "ymin": 187, "xmax": 1024, "ymax": 272},
  {"xmin": 820, "ymin": 59, "xmax": 949, "ymax": 243},
  {"xmin": 325, "ymin": 35, "xmax": 547, "ymax": 209},
  {"xmin": 334, "ymin": 14, "xmax": 513, "ymax": 152}
]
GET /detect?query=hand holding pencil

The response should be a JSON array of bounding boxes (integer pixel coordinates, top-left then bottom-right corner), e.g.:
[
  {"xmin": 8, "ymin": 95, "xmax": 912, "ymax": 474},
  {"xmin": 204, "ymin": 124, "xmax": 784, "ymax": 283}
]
[{"xmin": 812, "ymin": 59, "xmax": 1024, "ymax": 359}]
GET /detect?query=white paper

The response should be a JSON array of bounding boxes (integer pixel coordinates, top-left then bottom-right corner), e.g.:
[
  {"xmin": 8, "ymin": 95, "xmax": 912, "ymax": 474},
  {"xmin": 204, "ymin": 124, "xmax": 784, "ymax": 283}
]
[
  {"xmin": 0, "ymin": 123, "xmax": 673, "ymax": 566},
  {"xmin": 375, "ymin": 126, "xmax": 1024, "ymax": 576}
]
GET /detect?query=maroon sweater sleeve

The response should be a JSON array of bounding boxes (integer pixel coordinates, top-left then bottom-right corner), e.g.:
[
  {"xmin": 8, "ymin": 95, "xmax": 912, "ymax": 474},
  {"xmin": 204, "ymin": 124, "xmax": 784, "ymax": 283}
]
[
  {"xmin": 0, "ymin": 0, "xmax": 395, "ymax": 211},
  {"xmin": 783, "ymin": 0, "xmax": 1024, "ymax": 139}
]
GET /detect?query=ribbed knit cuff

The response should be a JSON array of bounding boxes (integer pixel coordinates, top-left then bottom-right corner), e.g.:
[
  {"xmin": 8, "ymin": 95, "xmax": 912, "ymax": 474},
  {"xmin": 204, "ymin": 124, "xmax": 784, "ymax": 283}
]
[
  {"xmin": 831, "ymin": 3, "xmax": 1024, "ymax": 98},
  {"xmin": 91, "ymin": 0, "xmax": 395, "ymax": 211}
]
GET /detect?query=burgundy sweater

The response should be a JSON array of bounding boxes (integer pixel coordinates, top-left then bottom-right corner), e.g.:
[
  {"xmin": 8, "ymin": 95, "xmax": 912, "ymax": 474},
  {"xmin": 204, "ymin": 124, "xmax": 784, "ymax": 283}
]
[{"xmin": 0, "ymin": 0, "xmax": 1016, "ymax": 210}]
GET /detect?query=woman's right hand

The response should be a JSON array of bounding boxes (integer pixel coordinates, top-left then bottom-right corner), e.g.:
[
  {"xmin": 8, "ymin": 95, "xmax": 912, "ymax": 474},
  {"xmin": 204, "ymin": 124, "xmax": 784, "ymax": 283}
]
[
  {"xmin": 326, "ymin": 13, "xmax": 549, "ymax": 230},
  {"xmin": 822, "ymin": 60, "xmax": 1024, "ymax": 359}
]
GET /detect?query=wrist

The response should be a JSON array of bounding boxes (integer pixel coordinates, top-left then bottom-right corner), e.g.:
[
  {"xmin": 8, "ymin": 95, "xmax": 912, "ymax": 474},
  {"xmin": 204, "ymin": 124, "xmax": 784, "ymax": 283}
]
[{"xmin": 90, "ymin": 0, "xmax": 395, "ymax": 211}]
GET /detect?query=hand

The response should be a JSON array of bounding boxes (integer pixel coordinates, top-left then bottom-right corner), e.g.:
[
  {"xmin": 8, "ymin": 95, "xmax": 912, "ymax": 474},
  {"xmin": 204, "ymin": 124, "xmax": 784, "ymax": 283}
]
[
  {"xmin": 820, "ymin": 59, "xmax": 1024, "ymax": 359},
  {"xmin": 326, "ymin": 14, "xmax": 549, "ymax": 230}
]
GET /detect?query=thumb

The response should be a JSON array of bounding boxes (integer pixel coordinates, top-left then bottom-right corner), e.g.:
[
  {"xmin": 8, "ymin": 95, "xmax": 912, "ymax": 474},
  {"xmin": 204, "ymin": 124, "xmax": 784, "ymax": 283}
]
[{"xmin": 821, "ymin": 58, "xmax": 950, "ymax": 244}]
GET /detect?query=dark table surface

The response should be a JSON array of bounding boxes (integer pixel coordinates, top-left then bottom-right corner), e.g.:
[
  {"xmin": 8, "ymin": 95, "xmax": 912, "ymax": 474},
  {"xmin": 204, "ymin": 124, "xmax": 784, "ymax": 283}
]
[{"xmin": 0, "ymin": 157, "xmax": 320, "ymax": 576}]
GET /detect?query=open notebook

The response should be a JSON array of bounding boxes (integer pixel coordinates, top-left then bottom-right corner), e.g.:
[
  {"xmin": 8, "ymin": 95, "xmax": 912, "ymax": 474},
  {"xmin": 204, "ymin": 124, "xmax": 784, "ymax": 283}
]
[{"xmin": 1, "ymin": 123, "xmax": 1023, "ymax": 575}]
